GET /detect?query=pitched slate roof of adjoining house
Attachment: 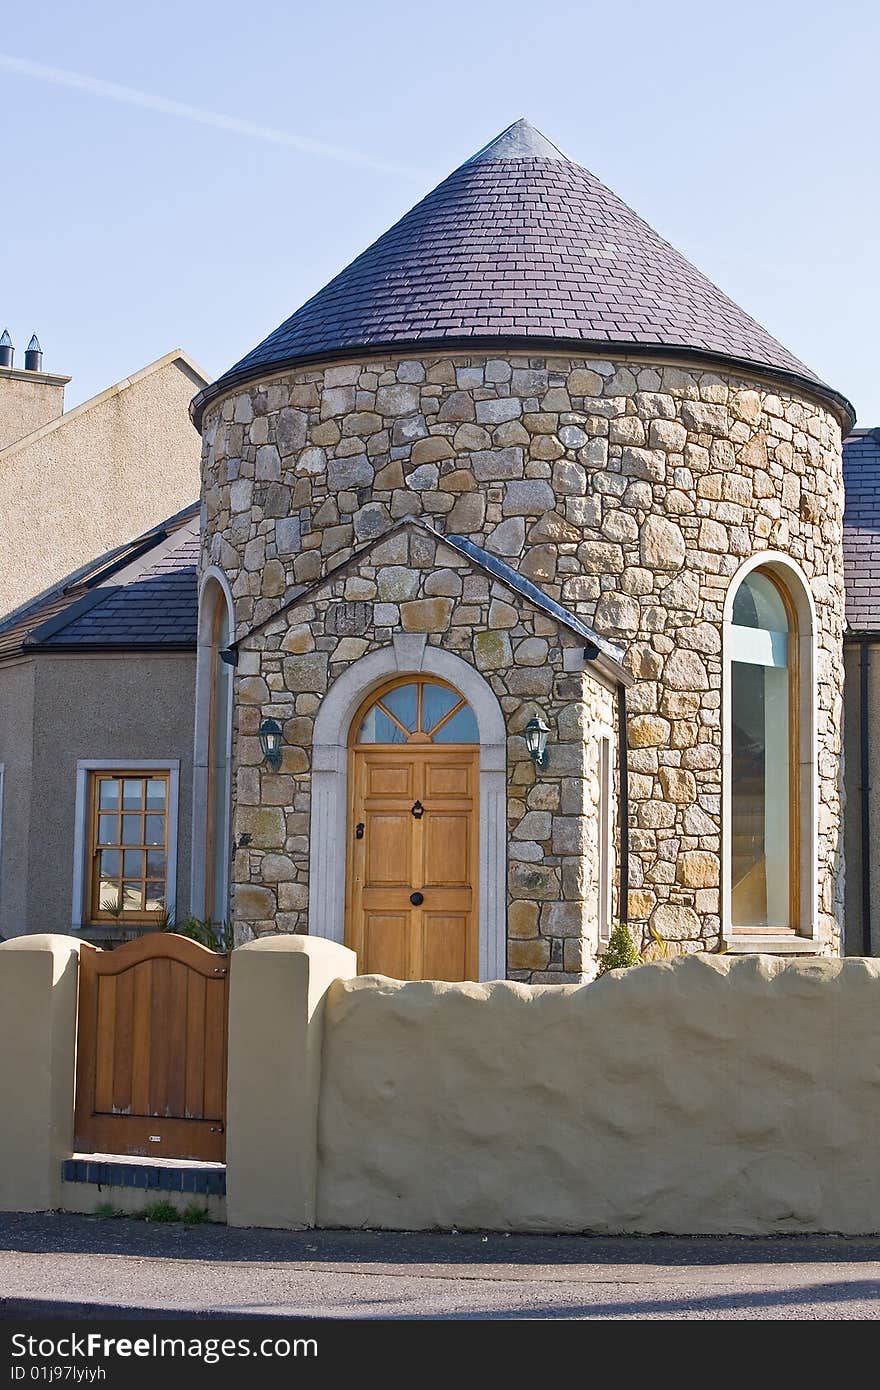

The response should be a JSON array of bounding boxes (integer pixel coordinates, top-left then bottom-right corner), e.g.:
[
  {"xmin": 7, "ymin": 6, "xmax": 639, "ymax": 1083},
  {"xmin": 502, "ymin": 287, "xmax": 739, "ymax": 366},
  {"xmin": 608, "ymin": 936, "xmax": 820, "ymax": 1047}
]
[
  {"xmin": 0, "ymin": 504, "xmax": 200, "ymax": 659},
  {"xmin": 192, "ymin": 119, "xmax": 853, "ymax": 430},
  {"xmin": 843, "ymin": 429, "xmax": 880, "ymax": 634}
]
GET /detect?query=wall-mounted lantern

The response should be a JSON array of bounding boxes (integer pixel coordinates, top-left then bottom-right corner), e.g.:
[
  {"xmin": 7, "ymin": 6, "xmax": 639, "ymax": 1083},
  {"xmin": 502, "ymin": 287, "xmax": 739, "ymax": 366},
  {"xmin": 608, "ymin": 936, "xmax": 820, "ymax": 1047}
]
[
  {"xmin": 524, "ymin": 715, "xmax": 551, "ymax": 771},
  {"xmin": 258, "ymin": 718, "xmax": 283, "ymax": 771}
]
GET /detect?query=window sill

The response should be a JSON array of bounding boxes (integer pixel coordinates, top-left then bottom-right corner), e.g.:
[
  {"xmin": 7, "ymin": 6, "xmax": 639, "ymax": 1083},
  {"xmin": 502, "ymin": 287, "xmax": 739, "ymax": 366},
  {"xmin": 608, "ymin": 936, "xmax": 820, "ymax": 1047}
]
[
  {"xmin": 722, "ymin": 934, "xmax": 826, "ymax": 955},
  {"xmin": 74, "ymin": 924, "xmax": 161, "ymax": 944}
]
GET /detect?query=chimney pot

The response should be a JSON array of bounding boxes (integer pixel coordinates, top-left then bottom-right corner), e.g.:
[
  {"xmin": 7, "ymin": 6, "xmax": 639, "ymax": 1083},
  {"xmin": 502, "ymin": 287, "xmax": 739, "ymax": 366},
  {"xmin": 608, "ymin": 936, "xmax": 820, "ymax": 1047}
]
[
  {"xmin": 24, "ymin": 334, "xmax": 43, "ymax": 373},
  {"xmin": 0, "ymin": 328, "xmax": 12, "ymax": 370}
]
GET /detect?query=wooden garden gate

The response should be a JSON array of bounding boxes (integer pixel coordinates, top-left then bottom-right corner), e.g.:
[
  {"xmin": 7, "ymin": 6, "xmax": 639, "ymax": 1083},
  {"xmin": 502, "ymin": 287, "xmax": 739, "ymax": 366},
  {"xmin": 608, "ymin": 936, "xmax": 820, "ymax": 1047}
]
[{"xmin": 74, "ymin": 933, "xmax": 229, "ymax": 1162}]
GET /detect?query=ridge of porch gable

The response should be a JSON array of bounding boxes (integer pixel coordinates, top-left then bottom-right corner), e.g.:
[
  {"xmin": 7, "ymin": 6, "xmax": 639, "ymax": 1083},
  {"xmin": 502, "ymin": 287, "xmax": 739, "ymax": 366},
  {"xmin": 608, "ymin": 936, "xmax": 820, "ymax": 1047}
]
[{"xmin": 232, "ymin": 516, "xmax": 629, "ymax": 686}]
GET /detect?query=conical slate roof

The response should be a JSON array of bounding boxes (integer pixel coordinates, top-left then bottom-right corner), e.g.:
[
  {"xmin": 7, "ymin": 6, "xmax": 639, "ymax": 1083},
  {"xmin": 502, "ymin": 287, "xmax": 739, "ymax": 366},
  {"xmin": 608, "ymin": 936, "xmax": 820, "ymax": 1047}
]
[{"xmin": 193, "ymin": 120, "xmax": 852, "ymax": 426}]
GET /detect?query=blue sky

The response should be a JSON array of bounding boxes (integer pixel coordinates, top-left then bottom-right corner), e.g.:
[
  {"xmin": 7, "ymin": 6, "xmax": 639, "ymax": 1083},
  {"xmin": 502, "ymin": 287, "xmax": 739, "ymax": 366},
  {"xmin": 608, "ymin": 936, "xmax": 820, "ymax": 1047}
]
[{"xmin": 1, "ymin": 0, "xmax": 877, "ymax": 422}]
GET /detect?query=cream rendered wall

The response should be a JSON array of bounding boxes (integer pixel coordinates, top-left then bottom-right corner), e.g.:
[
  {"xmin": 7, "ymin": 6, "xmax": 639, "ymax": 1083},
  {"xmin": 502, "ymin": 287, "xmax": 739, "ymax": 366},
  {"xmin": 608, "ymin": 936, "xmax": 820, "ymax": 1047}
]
[
  {"xmin": 0, "ymin": 658, "xmax": 35, "ymax": 938},
  {"xmin": 0, "ymin": 935, "xmax": 80, "ymax": 1211},
  {"xmin": 0, "ymin": 351, "xmax": 205, "ymax": 617},
  {"xmin": 316, "ymin": 954, "xmax": 880, "ymax": 1235},
  {"xmin": 0, "ymin": 651, "xmax": 196, "ymax": 937},
  {"xmin": 0, "ymin": 368, "xmax": 68, "ymax": 451}
]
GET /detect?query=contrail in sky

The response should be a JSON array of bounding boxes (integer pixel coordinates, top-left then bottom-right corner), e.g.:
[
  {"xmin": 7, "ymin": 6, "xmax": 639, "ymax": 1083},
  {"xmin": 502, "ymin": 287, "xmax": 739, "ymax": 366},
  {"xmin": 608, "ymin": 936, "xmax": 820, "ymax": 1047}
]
[{"xmin": 0, "ymin": 53, "xmax": 433, "ymax": 180}]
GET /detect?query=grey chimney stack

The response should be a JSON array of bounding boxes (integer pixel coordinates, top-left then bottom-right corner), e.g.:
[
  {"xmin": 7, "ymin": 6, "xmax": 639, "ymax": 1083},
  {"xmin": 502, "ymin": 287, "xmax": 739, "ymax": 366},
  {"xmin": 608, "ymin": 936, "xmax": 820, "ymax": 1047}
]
[
  {"xmin": 0, "ymin": 329, "xmax": 12, "ymax": 370},
  {"xmin": 24, "ymin": 335, "xmax": 43, "ymax": 372}
]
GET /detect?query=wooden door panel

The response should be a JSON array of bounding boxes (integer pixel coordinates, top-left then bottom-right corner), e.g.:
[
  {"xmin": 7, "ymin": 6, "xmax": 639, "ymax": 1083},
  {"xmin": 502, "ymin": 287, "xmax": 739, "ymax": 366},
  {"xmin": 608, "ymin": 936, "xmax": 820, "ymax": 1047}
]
[
  {"xmin": 363, "ymin": 912, "xmax": 409, "ymax": 978},
  {"xmin": 74, "ymin": 934, "xmax": 228, "ymax": 1161},
  {"xmin": 366, "ymin": 762, "xmax": 414, "ymax": 796},
  {"xmin": 422, "ymin": 913, "xmax": 470, "ymax": 981},
  {"xmin": 422, "ymin": 813, "xmax": 472, "ymax": 887},
  {"xmin": 364, "ymin": 811, "xmax": 414, "ymax": 887},
  {"xmin": 424, "ymin": 762, "xmax": 472, "ymax": 798}
]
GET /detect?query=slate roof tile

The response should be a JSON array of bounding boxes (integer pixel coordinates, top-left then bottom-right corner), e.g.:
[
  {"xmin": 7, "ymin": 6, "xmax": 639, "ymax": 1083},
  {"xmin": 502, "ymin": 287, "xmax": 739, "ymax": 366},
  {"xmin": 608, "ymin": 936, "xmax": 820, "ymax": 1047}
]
[
  {"xmin": 843, "ymin": 430, "xmax": 880, "ymax": 634},
  {"xmin": 0, "ymin": 505, "xmax": 200, "ymax": 658},
  {"xmin": 192, "ymin": 121, "xmax": 851, "ymax": 429}
]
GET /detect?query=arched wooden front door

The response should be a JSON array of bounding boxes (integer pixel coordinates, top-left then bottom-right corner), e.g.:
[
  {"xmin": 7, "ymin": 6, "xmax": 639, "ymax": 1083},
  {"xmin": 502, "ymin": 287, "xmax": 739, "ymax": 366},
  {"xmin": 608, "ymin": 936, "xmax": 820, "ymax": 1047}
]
[{"xmin": 346, "ymin": 677, "xmax": 479, "ymax": 981}]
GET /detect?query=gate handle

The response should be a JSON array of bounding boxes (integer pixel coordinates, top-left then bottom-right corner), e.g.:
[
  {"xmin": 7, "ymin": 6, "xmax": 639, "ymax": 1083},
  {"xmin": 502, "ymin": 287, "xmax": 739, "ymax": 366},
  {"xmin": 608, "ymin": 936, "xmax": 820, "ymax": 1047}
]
[{"xmin": 410, "ymin": 892, "xmax": 424, "ymax": 906}]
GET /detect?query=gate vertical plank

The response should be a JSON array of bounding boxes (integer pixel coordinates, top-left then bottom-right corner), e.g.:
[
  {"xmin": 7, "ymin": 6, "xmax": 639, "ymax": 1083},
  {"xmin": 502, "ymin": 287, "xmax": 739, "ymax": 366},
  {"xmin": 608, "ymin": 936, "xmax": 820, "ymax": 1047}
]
[
  {"xmin": 130, "ymin": 960, "xmax": 153, "ymax": 1117},
  {"xmin": 149, "ymin": 959, "xmax": 171, "ymax": 1117},
  {"xmin": 165, "ymin": 962, "xmax": 188, "ymax": 1118},
  {"xmin": 112, "ymin": 969, "xmax": 134, "ymax": 1117},
  {"xmin": 203, "ymin": 978, "xmax": 227, "ymax": 1122},
  {"xmin": 93, "ymin": 977, "xmax": 117, "ymax": 1115},
  {"xmin": 184, "ymin": 972, "xmax": 206, "ymax": 1120}
]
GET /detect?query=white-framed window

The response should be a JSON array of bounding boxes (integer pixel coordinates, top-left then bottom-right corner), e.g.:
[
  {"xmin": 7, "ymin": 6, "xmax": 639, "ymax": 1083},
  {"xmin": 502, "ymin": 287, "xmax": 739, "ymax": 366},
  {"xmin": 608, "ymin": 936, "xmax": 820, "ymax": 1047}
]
[
  {"xmin": 72, "ymin": 760, "xmax": 180, "ymax": 929},
  {"xmin": 722, "ymin": 554, "xmax": 817, "ymax": 940}
]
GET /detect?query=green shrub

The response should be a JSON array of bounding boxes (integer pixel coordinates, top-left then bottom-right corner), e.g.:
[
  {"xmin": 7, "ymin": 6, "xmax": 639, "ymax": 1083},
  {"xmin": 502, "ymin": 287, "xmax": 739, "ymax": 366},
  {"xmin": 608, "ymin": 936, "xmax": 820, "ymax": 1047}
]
[
  {"xmin": 160, "ymin": 914, "xmax": 232, "ymax": 952},
  {"xmin": 597, "ymin": 922, "xmax": 642, "ymax": 975},
  {"xmin": 94, "ymin": 1202, "xmax": 121, "ymax": 1219},
  {"xmin": 138, "ymin": 1201, "xmax": 180, "ymax": 1223}
]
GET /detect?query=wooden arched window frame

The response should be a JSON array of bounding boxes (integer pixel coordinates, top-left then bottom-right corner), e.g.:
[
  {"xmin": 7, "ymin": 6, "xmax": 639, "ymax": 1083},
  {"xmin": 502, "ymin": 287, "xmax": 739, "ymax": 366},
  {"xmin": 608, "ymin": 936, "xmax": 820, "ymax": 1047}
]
[
  {"xmin": 204, "ymin": 587, "xmax": 233, "ymax": 926},
  {"xmin": 728, "ymin": 565, "xmax": 800, "ymax": 933},
  {"xmin": 350, "ymin": 676, "xmax": 479, "ymax": 747}
]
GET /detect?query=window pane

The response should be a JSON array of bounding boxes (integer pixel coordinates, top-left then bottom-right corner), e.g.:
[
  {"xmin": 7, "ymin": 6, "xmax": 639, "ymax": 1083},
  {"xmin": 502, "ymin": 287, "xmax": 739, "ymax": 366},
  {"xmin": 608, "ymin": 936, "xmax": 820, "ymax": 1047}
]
[
  {"xmin": 144, "ymin": 815, "xmax": 165, "ymax": 846},
  {"xmin": 123, "ymin": 849, "xmax": 144, "ymax": 878},
  {"xmin": 358, "ymin": 707, "xmax": 407, "ymax": 744},
  {"xmin": 98, "ymin": 814, "xmax": 117, "ymax": 846},
  {"xmin": 145, "ymin": 778, "xmax": 166, "ymax": 811},
  {"xmin": 121, "ymin": 814, "xmax": 142, "ymax": 845},
  {"xmin": 145, "ymin": 883, "xmax": 165, "ymax": 913},
  {"xmin": 731, "ymin": 659, "xmax": 790, "ymax": 929},
  {"xmin": 99, "ymin": 882, "xmax": 122, "ymax": 912},
  {"xmin": 122, "ymin": 779, "xmax": 143, "ymax": 810},
  {"xmin": 146, "ymin": 850, "xmax": 166, "ymax": 878},
  {"xmin": 100, "ymin": 849, "xmax": 120, "ymax": 878},
  {"xmin": 422, "ymin": 684, "xmax": 460, "ymax": 733},
  {"xmin": 209, "ymin": 604, "xmax": 233, "ymax": 925},
  {"xmin": 432, "ymin": 704, "xmax": 479, "ymax": 743},
  {"xmin": 122, "ymin": 882, "xmax": 143, "ymax": 912},
  {"xmin": 381, "ymin": 684, "xmax": 418, "ymax": 732},
  {"xmin": 732, "ymin": 572, "xmax": 789, "ymax": 632},
  {"xmin": 98, "ymin": 779, "xmax": 120, "ymax": 811}
]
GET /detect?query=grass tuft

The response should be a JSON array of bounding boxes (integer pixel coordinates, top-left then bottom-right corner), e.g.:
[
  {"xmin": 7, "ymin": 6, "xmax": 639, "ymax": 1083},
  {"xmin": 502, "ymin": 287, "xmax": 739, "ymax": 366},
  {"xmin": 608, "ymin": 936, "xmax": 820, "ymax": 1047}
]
[
  {"xmin": 181, "ymin": 1202, "xmax": 212, "ymax": 1224},
  {"xmin": 138, "ymin": 1200, "xmax": 181, "ymax": 1223}
]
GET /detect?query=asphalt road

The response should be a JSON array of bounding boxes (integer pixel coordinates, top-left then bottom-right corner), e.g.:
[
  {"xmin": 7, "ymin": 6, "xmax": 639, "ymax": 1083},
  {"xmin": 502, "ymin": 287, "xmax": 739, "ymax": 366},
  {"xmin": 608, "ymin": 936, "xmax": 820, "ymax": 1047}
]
[{"xmin": 0, "ymin": 1213, "xmax": 879, "ymax": 1319}]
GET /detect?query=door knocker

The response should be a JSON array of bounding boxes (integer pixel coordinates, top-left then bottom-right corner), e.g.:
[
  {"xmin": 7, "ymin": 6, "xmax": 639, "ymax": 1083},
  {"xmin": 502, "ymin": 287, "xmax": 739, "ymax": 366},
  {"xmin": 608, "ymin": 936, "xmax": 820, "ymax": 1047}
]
[{"xmin": 411, "ymin": 800, "xmax": 425, "ymax": 818}]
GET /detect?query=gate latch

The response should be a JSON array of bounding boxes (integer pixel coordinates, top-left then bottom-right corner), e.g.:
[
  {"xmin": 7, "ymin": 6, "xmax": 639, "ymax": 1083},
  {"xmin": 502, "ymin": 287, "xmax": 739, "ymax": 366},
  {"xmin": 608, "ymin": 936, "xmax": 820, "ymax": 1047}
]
[
  {"xmin": 411, "ymin": 801, "xmax": 425, "ymax": 819},
  {"xmin": 210, "ymin": 1125, "xmax": 224, "ymax": 1134}
]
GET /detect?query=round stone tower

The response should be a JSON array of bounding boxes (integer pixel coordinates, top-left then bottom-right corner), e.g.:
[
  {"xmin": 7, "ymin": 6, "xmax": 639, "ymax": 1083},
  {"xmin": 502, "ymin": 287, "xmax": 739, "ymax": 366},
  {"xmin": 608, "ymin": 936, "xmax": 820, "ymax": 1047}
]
[{"xmin": 194, "ymin": 120, "xmax": 853, "ymax": 975}]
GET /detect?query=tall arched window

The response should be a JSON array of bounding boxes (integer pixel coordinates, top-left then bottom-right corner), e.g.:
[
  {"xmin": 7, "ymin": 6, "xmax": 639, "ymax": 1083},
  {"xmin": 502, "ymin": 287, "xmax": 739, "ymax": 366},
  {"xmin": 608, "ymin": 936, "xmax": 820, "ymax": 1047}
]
[
  {"xmin": 206, "ymin": 596, "xmax": 233, "ymax": 924},
  {"xmin": 730, "ymin": 568, "xmax": 796, "ymax": 929},
  {"xmin": 192, "ymin": 572, "xmax": 234, "ymax": 929}
]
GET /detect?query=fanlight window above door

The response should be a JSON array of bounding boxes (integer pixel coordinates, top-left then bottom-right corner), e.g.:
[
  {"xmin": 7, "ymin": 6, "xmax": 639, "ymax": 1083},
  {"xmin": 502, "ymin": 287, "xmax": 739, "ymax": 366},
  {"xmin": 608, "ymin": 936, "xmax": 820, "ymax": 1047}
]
[{"xmin": 356, "ymin": 679, "xmax": 479, "ymax": 744}]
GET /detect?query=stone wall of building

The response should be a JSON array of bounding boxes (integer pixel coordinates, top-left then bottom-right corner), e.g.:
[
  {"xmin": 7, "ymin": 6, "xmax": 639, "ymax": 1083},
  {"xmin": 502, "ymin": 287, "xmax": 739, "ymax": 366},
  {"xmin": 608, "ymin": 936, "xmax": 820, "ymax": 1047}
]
[
  {"xmin": 235, "ymin": 524, "xmax": 617, "ymax": 981},
  {"xmin": 202, "ymin": 350, "xmax": 846, "ymax": 954}
]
